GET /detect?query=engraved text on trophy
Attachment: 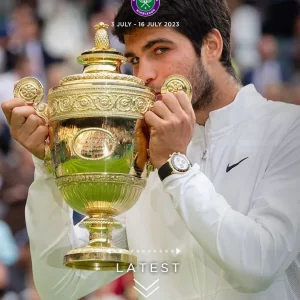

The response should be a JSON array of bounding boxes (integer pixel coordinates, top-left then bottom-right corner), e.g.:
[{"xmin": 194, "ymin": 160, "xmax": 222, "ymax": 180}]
[{"xmin": 72, "ymin": 128, "xmax": 117, "ymax": 160}]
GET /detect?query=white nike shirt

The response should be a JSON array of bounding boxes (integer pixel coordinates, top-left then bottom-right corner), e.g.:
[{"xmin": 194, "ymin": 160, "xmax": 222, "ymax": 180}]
[{"xmin": 26, "ymin": 85, "xmax": 300, "ymax": 299}]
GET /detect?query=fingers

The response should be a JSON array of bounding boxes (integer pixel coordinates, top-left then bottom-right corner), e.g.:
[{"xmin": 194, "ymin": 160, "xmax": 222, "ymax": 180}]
[
  {"xmin": 1, "ymin": 98, "xmax": 27, "ymax": 125},
  {"xmin": 148, "ymin": 91, "xmax": 194, "ymax": 124},
  {"xmin": 144, "ymin": 110, "xmax": 165, "ymax": 128},
  {"xmin": 173, "ymin": 91, "xmax": 194, "ymax": 117},
  {"xmin": 10, "ymin": 106, "xmax": 38, "ymax": 131},
  {"xmin": 27, "ymin": 125, "xmax": 48, "ymax": 146},
  {"xmin": 151, "ymin": 100, "xmax": 173, "ymax": 120},
  {"xmin": 2, "ymin": 98, "xmax": 48, "ymax": 159},
  {"xmin": 19, "ymin": 114, "xmax": 45, "ymax": 137},
  {"xmin": 25, "ymin": 125, "xmax": 48, "ymax": 158},
  {"xmin": 154, "ymin": 92, "xmax": 194, "ymax": 119},
  {"xmin": 160, "ymin": 93, "xmax": 183, "ymax": 114},
  {"xmin": 145, "ymin": 91, "xmax": 194, "ymax": 126},
  {"xmin": 163, "ymin": 91, "xmax": 194, "ymax": 122}
]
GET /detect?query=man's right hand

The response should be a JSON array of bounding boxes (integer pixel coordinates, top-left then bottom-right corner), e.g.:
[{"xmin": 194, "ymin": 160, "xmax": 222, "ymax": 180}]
[{"xmin": 1, "ymin": 98, "xmax": 48, "ymax": 159}]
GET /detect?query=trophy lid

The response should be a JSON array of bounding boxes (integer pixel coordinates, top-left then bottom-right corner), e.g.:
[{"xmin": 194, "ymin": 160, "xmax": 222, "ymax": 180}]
[
  {"xmin": 77, "ymin": 22, "xmax": 127, "ymax": 74},
  {"xmin": 46, "ymin": 23, "xmax": 154, "ymax": 122},
  {"xmin": 57, "ymin": 22, "xmax": 145, "ymax": 87}
]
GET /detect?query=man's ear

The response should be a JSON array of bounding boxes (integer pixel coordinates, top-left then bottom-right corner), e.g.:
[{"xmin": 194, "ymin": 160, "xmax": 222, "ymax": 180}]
[{"xmin": 201, "ymin": 29, "xmax": 223, "ymax": 64}]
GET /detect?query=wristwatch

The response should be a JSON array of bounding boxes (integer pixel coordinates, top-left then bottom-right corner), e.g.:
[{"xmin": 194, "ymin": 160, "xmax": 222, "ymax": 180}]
[{"xmin": 158, "ymin": 152, "xmax": 192, "ymax": 181}]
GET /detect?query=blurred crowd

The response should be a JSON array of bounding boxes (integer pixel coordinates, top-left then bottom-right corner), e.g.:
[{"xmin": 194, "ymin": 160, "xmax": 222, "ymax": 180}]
[
  {"xmin": 0, "ymin": 0, "xmax": 300, "ymax": 299},
  {"xmin": 230, "ymin": 0, "xmax": 300, "ymax": 104}
]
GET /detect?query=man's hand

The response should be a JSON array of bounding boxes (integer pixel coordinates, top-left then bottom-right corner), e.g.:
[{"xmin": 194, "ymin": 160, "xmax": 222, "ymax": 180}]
[
  {"xmin": 1, "ymin": 98, "xmax": 48, "ymax": 159},
  {"xmin": 144, "ymin": 91, "xmax": 195, "ymax": 169}
]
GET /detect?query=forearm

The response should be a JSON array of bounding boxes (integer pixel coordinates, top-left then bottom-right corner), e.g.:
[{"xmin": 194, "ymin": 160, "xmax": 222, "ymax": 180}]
[
  {"xmin": 163, "ymin": 164, "xmax": 299, "ymax": 292},
  {"xmin": 26, "ymin": 157, "xmax": 123, "ymax": 299}
]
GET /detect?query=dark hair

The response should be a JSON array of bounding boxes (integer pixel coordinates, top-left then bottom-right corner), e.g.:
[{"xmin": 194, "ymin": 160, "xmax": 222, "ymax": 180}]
[{"xmin": 113, "ymin": 0, "xmax": 236, "ymax": 78}]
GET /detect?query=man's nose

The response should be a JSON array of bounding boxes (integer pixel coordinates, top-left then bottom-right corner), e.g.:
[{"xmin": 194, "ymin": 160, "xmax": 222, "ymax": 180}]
[{"xmin": 135, "ymin": 61, "xmax": 156, "ymax": 86}]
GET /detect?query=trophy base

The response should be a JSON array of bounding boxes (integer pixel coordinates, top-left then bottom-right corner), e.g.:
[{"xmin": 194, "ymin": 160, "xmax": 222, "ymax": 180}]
[{"xmin": 63, "ymin": 246, "xmax": 137, "ymax": 271}]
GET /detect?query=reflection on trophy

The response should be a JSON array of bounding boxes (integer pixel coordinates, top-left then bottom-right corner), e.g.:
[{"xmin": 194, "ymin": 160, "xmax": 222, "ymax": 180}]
[{"xmin": 13, "ymin": 23, "xmax": 192, "ymax": 271}]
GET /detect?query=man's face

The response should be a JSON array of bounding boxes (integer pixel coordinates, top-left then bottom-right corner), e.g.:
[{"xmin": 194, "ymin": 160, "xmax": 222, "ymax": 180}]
[{"xmin": 124, "ymin": 27, "xmax": 215, "ymax": 109}]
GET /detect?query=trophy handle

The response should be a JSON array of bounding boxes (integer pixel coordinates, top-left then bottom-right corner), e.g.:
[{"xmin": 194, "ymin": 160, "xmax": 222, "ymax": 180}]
[
  {"xmin": 32, "ymin": 102, "xmax": 49, "ymax": 124},
  {"xmin": 13, "ymin": 77, "xmax": 53, "ymax": 174},
  {"xmin": 161, "ymin": 74, "xmax": 193, "ymax": 100},
  {"xmin": 44, "ymin": 143, "xmax": 54, "ymax": 175},
  {"xmin": 13, "ymin": 77, "xmax": 49, "ymax": 124}
]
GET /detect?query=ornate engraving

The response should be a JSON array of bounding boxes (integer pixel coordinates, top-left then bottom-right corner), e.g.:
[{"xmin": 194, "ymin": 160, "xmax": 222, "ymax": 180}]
[
  {"xmin": 56, "ymin": 173, "xmax": 146, "ymax": 187},
  {"xmin": 72, "ymin": 128, "xmax": 117, "ymax": 160},
  {"xmin": 13, "ymin": 77, "xmax": 44, "ymax": 104},
  {"xmin": 134, "ymin": 96, "xmax": 150, "ymax": 113},
  {"xmin": 56, "ymin": 173, "xmax": 146, "ymax": 215},
  {"xmin": 78, "ymin": 52, "xmax": 127, "ymax": 64},
  {"xmin": 20, "ymin": 84, "xmax": 37, "ymax": 99},
  {"xmin": 80, "ymin": 218, "xmax": 120, "ymax": 226},
  {"xmin": 94, "ymin": 95, "xmax": 114, "ymax": 110},
  {"xmin": 116, "ymin": 97, "xmax": 132, "ymax": 112},
  {"xmin": 161, "ymin": 74, "xmax": 192, "ymax": 100},
  {"xmin": 47, "ymin": 87, "xmax": 153, "ymax": 122},
  {"xmin": 167, "ymin": 80, "xmax": 186, "ymax": 93},
  {"xmin": 59, "ymin": 73, "xmax": 144, "ymax": 86},
  {"xmin": 34, "ymin": 103, "xmax": 49, "ymax": 123}
]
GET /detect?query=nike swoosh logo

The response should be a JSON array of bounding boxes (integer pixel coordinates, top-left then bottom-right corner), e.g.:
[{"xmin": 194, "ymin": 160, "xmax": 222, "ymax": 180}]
[{"xmin": 226, "ymin": 157, "xmax": 249, "ymax": 173}]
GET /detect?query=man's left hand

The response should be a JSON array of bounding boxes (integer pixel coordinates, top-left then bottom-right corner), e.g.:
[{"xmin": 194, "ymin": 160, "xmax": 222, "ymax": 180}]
[{"xmin": 144, "ymin": 91, "xmax": 196, "ymax": 169}]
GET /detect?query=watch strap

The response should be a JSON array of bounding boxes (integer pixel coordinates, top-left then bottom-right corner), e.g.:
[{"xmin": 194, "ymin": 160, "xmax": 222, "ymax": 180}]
[{"xmin": 158, "ymin": 161, "xmax": 173, "ymax": 181}]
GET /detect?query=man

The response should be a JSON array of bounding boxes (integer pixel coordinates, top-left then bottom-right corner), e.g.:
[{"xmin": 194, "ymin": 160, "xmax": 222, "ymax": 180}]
[{"xmin": 2, "ymin": 0, "xmax": 300, "ymax": 299}]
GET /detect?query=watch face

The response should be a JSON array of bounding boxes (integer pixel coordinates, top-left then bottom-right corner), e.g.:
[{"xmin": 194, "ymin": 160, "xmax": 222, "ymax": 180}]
[{"xmin": 171, "ymin": 154, "xmax": 190, "ymax": 172}]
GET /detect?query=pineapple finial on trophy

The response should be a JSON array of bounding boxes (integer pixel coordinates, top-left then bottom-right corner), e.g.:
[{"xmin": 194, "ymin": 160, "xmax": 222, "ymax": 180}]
[
  {"xmin": 94, "ymin": 22, "xmax": 110, "ymax": 50},
  {"xmin": 77, "ymin": 22, "xmax": 124, "ymax": 73}
]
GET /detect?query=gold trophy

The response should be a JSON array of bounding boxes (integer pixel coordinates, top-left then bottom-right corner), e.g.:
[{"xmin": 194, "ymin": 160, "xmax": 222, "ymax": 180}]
[{"xmin": 13, "ymin": 23, "xmax": 192, "ymax": 271}]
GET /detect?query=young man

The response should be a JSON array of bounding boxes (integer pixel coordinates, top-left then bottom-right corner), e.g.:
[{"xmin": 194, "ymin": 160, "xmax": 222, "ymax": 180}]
[{"xmin": 2, "ymin": 0, "xmax": 300, "ymax": 299}]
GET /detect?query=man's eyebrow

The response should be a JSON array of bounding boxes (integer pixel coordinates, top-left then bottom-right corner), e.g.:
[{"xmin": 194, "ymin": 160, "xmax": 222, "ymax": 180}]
[
  {"xmin": 124, "ymin": 51, "xmax": 136, "ymax": 58},
  {"xmin": 124, "ymin": 38, "xmax": 174, "ymax": 58},
  {"xmin": 142, "ymin": 38, "xmax": 174, "ymax": 51}
]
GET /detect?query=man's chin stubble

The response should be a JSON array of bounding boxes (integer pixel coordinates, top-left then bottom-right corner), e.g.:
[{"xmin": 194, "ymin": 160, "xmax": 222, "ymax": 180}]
[{"xmin": 191, "ymin": 81, "xmax": 215, "ymax": 110}]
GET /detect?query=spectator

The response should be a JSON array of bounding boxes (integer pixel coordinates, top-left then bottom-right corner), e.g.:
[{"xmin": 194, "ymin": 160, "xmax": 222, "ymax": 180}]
[
  {"xmin": 243, "ymin": 35, "xmax": 283, "ymax": 96},
  {"xmin": 0, "ymin": 143, "xmax": 34, "ymax": 235},
  {"xmin": 262, "ymin": 0, "xmax": 300, "ymax": 81},
  {"xmin": 231, "ymin": 0, "xmax": 261, "ymax": 75}
]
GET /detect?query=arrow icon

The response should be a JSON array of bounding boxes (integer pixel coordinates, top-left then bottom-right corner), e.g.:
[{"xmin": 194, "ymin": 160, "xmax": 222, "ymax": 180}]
[
  {"xmin": 176, "ymin": 248, "xmax": 180, "ymax": 255},
  {"xmin": 133, "ymin": 279, "xmax": 160, "ymax": 298}
]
